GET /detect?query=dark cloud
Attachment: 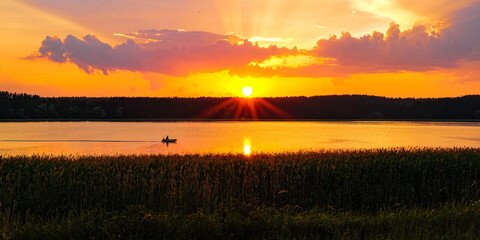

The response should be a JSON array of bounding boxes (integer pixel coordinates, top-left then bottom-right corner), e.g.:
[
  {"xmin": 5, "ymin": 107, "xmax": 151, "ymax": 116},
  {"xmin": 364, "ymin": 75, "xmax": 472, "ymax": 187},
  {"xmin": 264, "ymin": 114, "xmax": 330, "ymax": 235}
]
[
  {"xmin": 31, "ymin": 30, "xmax": 296, "ymax": 76},
  {"xmin": 38, "ymin": 36, "xmax": 67, "ymax": 63},
  {"xmin": 445, "ymin": 2, "xmax": 480, "ymax": 61}
]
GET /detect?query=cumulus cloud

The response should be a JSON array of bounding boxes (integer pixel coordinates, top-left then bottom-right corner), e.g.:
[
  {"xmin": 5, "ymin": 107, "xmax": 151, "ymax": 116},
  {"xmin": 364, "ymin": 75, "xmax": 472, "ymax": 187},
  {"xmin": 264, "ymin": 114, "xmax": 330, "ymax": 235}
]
[
  {"xmin": 312, "ymin": 23, "xmax": 450, "ymax": 70},
  {"xmin": 313, "ymin": 1, "xmax": 480, "ymax": 69},
  {"xmin": 232, "ymin": 2, "xmax": 480, "ymax": 78},
  {"xmin": 29, "ymin": 3, "xmax": 480, "ymax": 79},
  {"xmin": 31, "ymin": 29, "xmax": 296, "ymax": 76},
  {"xmin": 319, "ymin": 2, "xmax": 480, "ymax": 69}
]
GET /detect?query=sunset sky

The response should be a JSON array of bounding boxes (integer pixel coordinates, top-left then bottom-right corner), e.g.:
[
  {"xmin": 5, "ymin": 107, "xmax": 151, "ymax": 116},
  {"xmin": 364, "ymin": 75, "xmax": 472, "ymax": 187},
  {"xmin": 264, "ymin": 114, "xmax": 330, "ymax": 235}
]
[{"xmin": 1, "ymin": 0, "xmax": 479, "ymax": 97}]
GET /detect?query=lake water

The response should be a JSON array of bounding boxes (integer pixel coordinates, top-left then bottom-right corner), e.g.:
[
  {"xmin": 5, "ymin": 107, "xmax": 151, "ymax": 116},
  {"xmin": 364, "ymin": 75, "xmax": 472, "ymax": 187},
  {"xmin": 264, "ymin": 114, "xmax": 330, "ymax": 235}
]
[{"xmin": 1, "ymin": 121, "xmax": 480, "ymax": 155}]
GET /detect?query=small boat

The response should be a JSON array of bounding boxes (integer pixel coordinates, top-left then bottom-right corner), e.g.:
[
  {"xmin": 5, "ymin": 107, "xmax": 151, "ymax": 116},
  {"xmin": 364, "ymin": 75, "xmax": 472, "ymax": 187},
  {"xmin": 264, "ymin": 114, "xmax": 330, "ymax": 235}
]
[{"xmin": 162, "ymin": 138, "xmax": 177, "ymax": 143}]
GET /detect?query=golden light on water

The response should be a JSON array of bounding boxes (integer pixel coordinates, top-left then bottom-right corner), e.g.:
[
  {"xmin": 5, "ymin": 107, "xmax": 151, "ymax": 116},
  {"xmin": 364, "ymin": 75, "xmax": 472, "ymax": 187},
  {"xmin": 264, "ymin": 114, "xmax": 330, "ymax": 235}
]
[
  {"xmin": 242, "ymin": 86, "xmax": 253, "ymax": 97},
  {"xmin": 243, "ymin": 139, "xmax": 251, "ymax": 155}
]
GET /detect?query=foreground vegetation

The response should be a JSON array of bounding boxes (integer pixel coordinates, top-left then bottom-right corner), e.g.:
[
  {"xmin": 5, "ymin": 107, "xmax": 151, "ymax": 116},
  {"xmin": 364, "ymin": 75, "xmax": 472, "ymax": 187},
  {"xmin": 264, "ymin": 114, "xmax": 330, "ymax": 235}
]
[
  {"xmin": 3, "ymin": 204, "xmax": 480, "ymax": 239},
  {"xmin": 2, "ymin": 148, "xmax": 480, "ymax": 239}
]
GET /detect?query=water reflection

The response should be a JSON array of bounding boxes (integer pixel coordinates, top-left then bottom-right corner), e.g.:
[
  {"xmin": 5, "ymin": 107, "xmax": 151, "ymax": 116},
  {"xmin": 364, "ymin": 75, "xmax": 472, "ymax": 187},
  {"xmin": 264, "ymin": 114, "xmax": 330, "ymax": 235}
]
[
  {"xmin": 2, "ymin": 121, "xmax": 480, "ymax": 156},
  {"xmin": 163, "ymin": 141, "xmax": 177, "ymax": 147},
  {"xmin": 243, "ymin": 138, "xmax": 251, "ymax": 155}
]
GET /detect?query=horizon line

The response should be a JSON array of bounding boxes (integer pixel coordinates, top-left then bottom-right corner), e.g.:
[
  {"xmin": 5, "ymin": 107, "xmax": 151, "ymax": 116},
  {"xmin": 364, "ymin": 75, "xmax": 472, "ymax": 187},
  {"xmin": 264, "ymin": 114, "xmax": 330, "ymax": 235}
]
[{"xmin": 2, "ymin": 91, "xmax": 480, "ymax": 100}]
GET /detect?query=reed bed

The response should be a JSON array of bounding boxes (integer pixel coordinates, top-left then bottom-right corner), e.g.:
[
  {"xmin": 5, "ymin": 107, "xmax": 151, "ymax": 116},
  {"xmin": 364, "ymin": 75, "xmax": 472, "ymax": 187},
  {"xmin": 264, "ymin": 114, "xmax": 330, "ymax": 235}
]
[
  {"xmin": 1, "ymin": 148, "xmax": 480, "ymax": 239},
  {"xmin": 1, "ymin": 148, "xmax": 480, "ymax": 214}
]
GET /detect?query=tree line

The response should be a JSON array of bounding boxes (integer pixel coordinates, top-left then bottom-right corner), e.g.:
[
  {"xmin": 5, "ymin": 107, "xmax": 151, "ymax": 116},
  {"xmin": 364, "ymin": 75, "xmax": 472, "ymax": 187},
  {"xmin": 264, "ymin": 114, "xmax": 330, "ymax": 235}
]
[{"xmin": 1, "ymin": 91, "xmax": 480, "ymax": 120}]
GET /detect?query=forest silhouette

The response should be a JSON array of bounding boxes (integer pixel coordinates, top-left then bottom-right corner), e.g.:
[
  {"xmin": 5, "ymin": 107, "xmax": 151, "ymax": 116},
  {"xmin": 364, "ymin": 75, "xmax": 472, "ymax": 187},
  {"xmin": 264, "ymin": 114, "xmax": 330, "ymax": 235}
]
[{"xmin": 1, "ymin": 91, "xmax": 480, "ymax": 120}]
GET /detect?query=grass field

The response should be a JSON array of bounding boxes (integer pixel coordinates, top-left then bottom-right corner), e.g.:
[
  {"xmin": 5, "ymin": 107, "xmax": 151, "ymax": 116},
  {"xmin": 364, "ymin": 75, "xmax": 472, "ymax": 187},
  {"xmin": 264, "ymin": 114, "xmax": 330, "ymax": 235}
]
[{"xmin": 2, "ymin": 148, "xmax": 480, "ymax": 239}]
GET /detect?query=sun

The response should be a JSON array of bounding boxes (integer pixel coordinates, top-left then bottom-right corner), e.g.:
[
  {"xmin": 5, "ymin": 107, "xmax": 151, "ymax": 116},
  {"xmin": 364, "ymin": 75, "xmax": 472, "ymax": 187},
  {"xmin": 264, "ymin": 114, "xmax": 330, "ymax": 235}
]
[{"xmin": 242, "ymin": 86, "xmax": 253, "ymax": 97}]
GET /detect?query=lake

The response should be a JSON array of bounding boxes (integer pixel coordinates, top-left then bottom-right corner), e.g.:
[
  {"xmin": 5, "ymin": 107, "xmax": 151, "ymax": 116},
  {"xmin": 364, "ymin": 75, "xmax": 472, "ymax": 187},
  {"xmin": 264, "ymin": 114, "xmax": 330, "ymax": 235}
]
[{"xmin": 1, "ymin": 121, "xmax": 480, "ymax": 155}]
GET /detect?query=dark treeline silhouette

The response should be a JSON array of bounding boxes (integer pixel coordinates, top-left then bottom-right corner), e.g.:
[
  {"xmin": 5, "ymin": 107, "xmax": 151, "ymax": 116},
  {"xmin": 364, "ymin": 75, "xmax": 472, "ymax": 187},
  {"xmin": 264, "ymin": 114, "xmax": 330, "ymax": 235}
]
[{"xmin": 1, "ymin": 91, "xmax": 480, "ymax": 120}]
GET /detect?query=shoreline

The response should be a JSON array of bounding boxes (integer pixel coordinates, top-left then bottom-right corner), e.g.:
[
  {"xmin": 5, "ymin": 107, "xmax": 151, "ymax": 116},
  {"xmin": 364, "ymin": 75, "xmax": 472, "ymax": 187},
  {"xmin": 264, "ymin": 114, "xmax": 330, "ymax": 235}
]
[{"xmin": 1, "ymin": 118, "xmax": 480, "ymax": 123}]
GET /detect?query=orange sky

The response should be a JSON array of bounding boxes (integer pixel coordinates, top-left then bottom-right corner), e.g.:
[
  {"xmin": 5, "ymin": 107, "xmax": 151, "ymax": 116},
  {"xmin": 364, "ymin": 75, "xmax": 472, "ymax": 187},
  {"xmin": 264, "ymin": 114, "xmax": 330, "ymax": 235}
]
[{"xmin": 0, "ymin": 0, "xmax": 479, "ymax": 98}]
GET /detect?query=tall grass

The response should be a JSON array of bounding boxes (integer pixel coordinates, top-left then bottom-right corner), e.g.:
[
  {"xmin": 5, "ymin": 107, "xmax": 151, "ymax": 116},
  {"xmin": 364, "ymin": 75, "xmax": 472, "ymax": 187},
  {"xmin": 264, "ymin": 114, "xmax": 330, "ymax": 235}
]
[
  {"xmin": 1, "ymin": 148, "xmax": 480, "ymax": 217},
  {"xmin": 3, "ymin": 203, "xmax": 480, "ymax": 239}
]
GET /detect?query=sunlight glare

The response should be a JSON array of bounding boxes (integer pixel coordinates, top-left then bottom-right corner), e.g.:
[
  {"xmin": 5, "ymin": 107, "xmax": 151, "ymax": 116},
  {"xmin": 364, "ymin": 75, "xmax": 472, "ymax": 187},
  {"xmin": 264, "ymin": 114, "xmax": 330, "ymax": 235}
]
[
  {"xmin": 243, "ymin": 139, "xmax": 251, "ymax": 155},
  {"xmin": 242, "ymin": 86, "xmax": 253, "ymax": 97}
]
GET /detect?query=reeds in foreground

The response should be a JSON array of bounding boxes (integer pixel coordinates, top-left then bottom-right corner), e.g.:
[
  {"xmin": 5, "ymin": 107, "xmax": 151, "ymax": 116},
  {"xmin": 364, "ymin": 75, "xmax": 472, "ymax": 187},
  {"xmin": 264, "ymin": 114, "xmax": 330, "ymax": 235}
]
[{"xmin": 1, "ymin": 148, "xmax": 480, "ymax": 239}]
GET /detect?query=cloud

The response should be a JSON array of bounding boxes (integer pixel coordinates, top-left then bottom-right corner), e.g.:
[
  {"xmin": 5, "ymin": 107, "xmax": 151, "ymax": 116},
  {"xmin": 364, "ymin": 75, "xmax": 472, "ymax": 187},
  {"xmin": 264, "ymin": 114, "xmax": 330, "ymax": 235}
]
[
  {"xmin": 232, "ymin": 2, "xmax": 480, "ymax": 78},
  {"xmin": 117, "ymin": 29, "xmax": 245, "ymax": 49},
  {"xmin": 230, "ymin": 62, "xmax": 362, "ymax": 78},
  {"xmin": 320, "ymin": 1, "xmax": 480, "ymax": 68},
  {"xmin": 445, "ymin": 2, "xmax": 480, "ymax": 60},
  {"xmin": 315, "ymin": 2, "xmax": 480, "ymax": 69},
  {"xmin": 311, "ymin": 23, "xmax": 450, "ymax": 70},
  {"xmin": 30, "ymin": 30, "xmax": 296, "ymax": 76},
  {"xmin": 37, "ymin": 36, "xmax": 67, "ymax": 63},
  {"xmin": 28, "ymin": 3, "xmax": 480, "ymax": 80}
]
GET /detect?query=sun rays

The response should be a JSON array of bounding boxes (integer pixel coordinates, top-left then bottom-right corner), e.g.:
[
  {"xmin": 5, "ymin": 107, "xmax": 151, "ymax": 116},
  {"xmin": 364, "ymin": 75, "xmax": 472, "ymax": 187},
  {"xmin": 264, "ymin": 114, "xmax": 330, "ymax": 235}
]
[{"xmin": 200, "ymin": 97, "xmax": 292, "ymax": 120}]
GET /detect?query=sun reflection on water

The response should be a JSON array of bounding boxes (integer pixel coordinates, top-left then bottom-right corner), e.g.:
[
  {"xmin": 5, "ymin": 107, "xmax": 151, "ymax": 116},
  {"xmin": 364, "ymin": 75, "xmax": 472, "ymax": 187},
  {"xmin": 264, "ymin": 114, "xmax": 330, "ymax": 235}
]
[{"xmin": 243, "ymin": 138, "xmax": 251, "ymax": 155}]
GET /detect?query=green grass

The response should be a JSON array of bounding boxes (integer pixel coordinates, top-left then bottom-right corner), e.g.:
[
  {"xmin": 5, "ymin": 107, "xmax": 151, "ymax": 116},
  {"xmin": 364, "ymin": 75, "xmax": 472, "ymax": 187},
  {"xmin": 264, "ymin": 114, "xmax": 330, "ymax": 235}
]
[
  {"xmin": 2, "ymin": 148, "xmax": 480, "ymax": 239},
  {"xmin": 3, "ymin": 204, "xmax": 480, "ymax": 239}
]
